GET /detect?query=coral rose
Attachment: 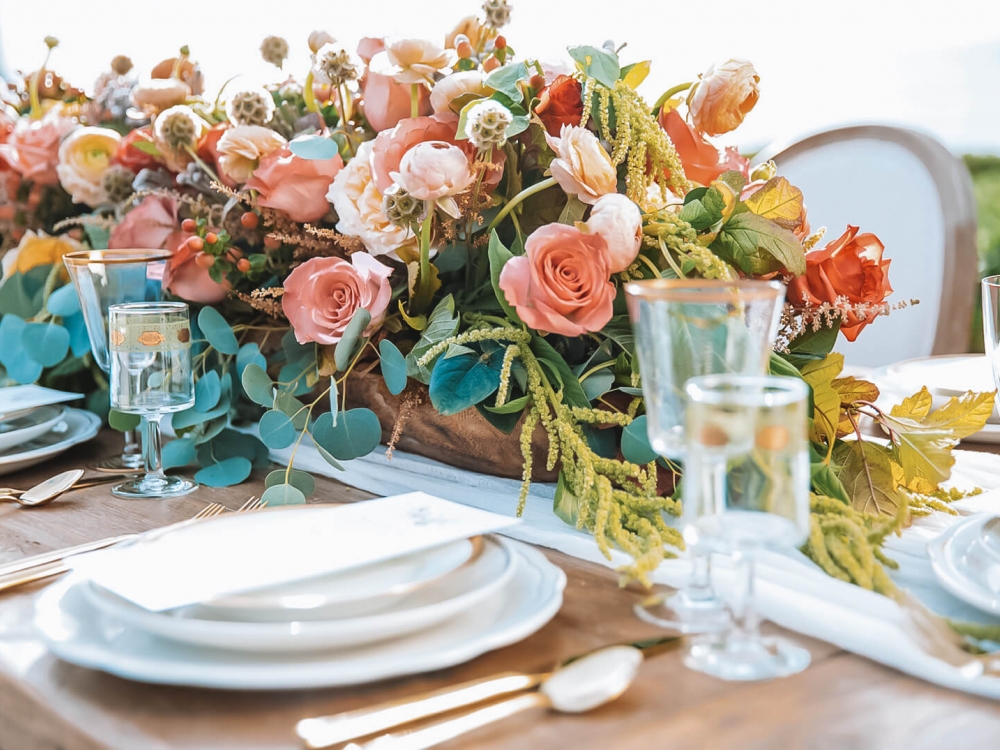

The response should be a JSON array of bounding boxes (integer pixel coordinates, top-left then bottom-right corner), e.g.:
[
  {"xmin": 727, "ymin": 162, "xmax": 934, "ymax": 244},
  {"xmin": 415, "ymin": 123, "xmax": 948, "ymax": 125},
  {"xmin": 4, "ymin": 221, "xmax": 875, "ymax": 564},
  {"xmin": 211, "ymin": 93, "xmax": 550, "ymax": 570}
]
[
  {"xmin": 657, "ymin": 108, "xmax": 749, "ymax": 187},
  {"xmin": 164, "ymin": 241, "xmax": 231, "ymax": 305},
  {"xmin": 535, "ymin": 75, "xmax": 584, "ymax": 137},
  {"xmin": 358, "ymin": 37, "xmax": 431, "ymax": 132},
  {"xmin": 689, "ymin": 60, "xmax": 760, "ymax": 137},
  {"xmin": 0, "ymin": 111, "xmax": 75, "ymax": 186},
  {"xmin": 327, "ymin": 140, "xmax": 415, "ymax": 258},
  {"xmin": 216, "ymin": 125, "xmax": 287, "ymax": 183},
  {"xmin": 131, "ymin": 78, "xmax": 190, "ymax": 111},
  {"xmin": 545, "ymin": 125, "xmax": 617, "ymax": 205},
  {"xmin": 282, "ymin": 254, "xmax": 394, "ymax": 345},
  {"xmin": 430, "ymin": 71, "xmax": 489, "ymax": 114},
  {"xmin": 498, "ymin": 223, "xmax": 615, "ymax": 336},
  {"xmin": 585, "ymin": 193, "xmax": 642, "ymax": 273},
  {"xmin": 56, "ymin": 126, "xmax": 122, "ymax": 207},
  {"xmin": 109, "ymin": 194, "xmax": 184, "ymax": 251},
  {"xmin": 113, "ymin": 127, "xmax": 162, "ymax": 173},
  {"xmin": 786, "ymin": 225, "xmax": 892, "ymax": 342},
  {"xmin": 245, "ymin": 146, "xmax": 343, "ymax": 223},
  {"xmin": 391, "ymin": 141, "xmax": 475, "ymax": 217}
]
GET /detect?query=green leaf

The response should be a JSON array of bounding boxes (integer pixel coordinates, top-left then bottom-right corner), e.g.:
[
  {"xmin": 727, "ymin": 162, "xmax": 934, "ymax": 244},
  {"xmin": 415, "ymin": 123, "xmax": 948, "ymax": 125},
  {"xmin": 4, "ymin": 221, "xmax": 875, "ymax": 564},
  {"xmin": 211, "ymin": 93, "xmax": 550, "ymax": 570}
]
[
  {"xmin": 0, "ymin": 314, "xmax": 41, "ymax": 383},
  {"xmin": 581, "ymin": 370, "xmax": 615, "ymax": 401},
  {"xmin": 678, "ymin": 187, "xmax": 726, "ymax": 231},
  {"xmin": 289, "ymin": 135, "xmax": 341, "ymax": 160},
  {"xmin": 197, "ymin": 429, "xmax": 270, "ymax": 469},
  {"xmin": 717, "ymin": 170, "xmax": 747, "ymax": 194},
  {"xmin": 198, "ymin": 306, "xmax": 239, "ymax": 355},
  {"xmin": 265, "ymin": 468, "xmax": 315, "ymax": 497},
  {"xmin": 379, "ymin": 339, "xmax": 408, "ymax": 396},
  {"xmin": 429, "ymin": 350, "xmax": 504, "ymax": 416},
  {"xmin": 811, "ymin": 462, "xmax": 851, "ymax": 505},
  {"xmin": 712, "ymin": 212, "xmax": 806, "ymax": 276},
  {"xmin": 236, "ymin": 343, "xmax": 267, "ymax": 377},
  {"xmin": 484, "ymin": 62, "xmax": 529, "ymax": 101},
  {"xmin": 557, "ymin": 195, "xmax": 588, "ymax": 225},
  {"xmin": 83, "ymin": 222, "xmax": 110, "ymax": 250},
  {"xmin": 21, "ymin": 322, "xmax": 70, "ymax": 367},
  {"xmin": 567, "ymin": 45, "xmax": 620, "ymax": 89},
  {"xmin": 485, "ymin": 394, "xmax": 531, "ymax": 415},
  {"xmin": 46, "ymin": 284, "xmax": 81, "ymax": 317},
  {"xmin": 834, "ymin": 440, "xmax": 905, "ymax": 518},
  {"xmin": 162, "ymin": 437, "xmax": 197, "ymax": 469},
  {"xmin": 273, "ymin": 392, "xmax": 309, "ymax": 429},
  {"xmin": 131, "ymin": 140, "xmax": 162, "ymax": 157},
  {"xmin": 333, "ymin": 308, "xmax": 371, "ymax": 372},
  {"xmin": 259, "ymin": 409, "xmax": 297, "ymax": 449},
  {"xmin": 406, "ymin": 294, "xmax": 459, "ymax": 383},
  {"xmin": 487, "ymin": 231, "xmax": 523, "ymax": 324},
  {"xmin": 171, "ymin": 396, "xmax": 231, "ymax": 430},
  {"xmin": 785, "ymin": 324, "xmax": 840, "ymax": 369},
  {"xmin": 261, "ymin": 483, "xmax": 307, "ymax": 506},
  {"xmin": 768, "ymin": 352, "xmax": 802, "ymax": 380},
  {"xmin": 621, "ymin": 415, "xmax": 657, "ymax": 464},
  {"xmin": 553, "ymin": 471, "xmax": 581, "ymax": 525},
  {"xmin": 194, "ymin": 456, "xmax": 252, "ymax": 488},
  {"xmin": 241, "ymin": 363, "xmax": 274, "ymax": 406},
  {"xmin": 530, "ymin": 336, "xmax": 590, "ymax": 409},
  {"xmin": 108, "ymin": 409, "xmax": 141, "ymax": 432},
  {"xmin": 311, "ymin": 408, "xmax": 382, "ymax": 461},
  {"xmin": 194, "ymin": 370, "xmax": 222, "ymax": 412}
]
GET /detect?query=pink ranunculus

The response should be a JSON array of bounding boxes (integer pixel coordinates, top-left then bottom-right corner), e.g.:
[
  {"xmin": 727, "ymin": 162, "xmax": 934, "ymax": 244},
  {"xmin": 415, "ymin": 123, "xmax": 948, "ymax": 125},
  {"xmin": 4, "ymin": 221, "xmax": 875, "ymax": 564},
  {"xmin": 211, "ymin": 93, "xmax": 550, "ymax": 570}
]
[
  {"xmin": 390, "ymin": 141, "xmax": 474, "ymax": 217},
  {"xmin": 109, "ymin": 194, "xmax": 184, "ymax": 251},
  {"xmin": 0, "ymin": 112, "xmax": 75, "ymax": 186},
  {"xmin": 498, "ymin": 223, "xmax": 615, "ymax": 337},
  {"xmin": 585, "ymin": 193, "xmax": 643, "ymax": 273},
  {"xmin": 282, "ymin": 253, "xmax": 394, "ymax": 345},
  {"xmin": 245, "ymin": 146, "xmax": 344, "ymax": 223}
]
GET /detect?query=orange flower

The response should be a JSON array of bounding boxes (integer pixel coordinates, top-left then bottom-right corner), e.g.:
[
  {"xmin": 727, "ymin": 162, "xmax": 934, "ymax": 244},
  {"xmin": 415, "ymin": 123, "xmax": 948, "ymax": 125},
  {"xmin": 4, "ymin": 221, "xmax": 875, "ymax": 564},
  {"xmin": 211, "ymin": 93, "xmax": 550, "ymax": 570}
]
[
  {"xmin": 534, "ymin": 75, "xmax": 583, "ymax": 137},
  {"xmin": 787, "ymin": 226, "xmax": 892, "ymax": 342},
  {"xmin": 150, "ymin": 57, "xmax": 204, "ymax": 96},
  {"xmin": 689, "ymin": 60, "xmax": 760, "ymax": 136},
  {"xmin": 657, "ymin": 108, "xmax": 748, "ymax": 187},
  {"xmin": 113, "ymin": 127, "xmax": 162, "ymax": 173}
]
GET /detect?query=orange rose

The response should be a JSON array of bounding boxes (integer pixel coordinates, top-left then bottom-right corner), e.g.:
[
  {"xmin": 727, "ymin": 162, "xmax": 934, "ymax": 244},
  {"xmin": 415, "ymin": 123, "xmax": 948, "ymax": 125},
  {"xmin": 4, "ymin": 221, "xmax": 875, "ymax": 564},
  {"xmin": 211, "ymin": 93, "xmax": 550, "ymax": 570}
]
[
  {"xmin": 786, "ymin": 225, "xmax": 892, "ymax": 342},
  {"xmin": 657, "ymin": 108, "xmax": 749, "ymax": 187},
  {"xmin": 150, "ymin": 57, "xmax": 204, "ymax": 96},
  {"xmin": 534, "ymin": 75, "xmax": 584, "ymax": 137},
  {"xmin": 112, "ymin": 127, "xmax": 162, "ymax": 173},
  {"xmin": 689, "ymin": 60, "xmax": 760, "ymax": 137}
]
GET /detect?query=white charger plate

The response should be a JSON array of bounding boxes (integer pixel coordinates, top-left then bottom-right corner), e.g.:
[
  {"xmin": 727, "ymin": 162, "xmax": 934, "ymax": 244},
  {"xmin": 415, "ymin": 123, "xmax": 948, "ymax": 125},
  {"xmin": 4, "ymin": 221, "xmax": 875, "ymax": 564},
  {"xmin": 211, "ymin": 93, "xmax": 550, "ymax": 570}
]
[
  {"xmin": 35, "ymin": 541, "xmax": 565, "ymax": 690},
  {"xmin": 0, "ymin": 404, "xmax": 66, "ymax": 454},
  {"xmin": 0, "ymin": 409, "xmax": 101, "ymax": 476},
  {"xmin": 81, "ymin": 536, "xmax": 516, "ymax": 653},
  {"xmin": 927, "ymin": 515, "xmax": 1000, "ymax": 615}
]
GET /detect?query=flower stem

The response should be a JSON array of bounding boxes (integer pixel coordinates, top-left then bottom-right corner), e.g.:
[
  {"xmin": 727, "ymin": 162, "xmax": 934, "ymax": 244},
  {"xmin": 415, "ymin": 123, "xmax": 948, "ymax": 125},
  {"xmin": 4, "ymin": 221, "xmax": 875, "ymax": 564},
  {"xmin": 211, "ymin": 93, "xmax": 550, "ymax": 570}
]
[
  {"xmin": 486, "ymin": 176, "xmax": 558, "ymax": 236},
  {"xmin": 303, "ymin": 71, "xmax": 320, "ymax": 114},
  {"xmin": 419, "ymin": 209, "xmax": 433, "ymax": 291},
  {"xmin": 184, "ymin": 145, "xmax": 222, "ymax": 186},
  {"xmin": 651, "ymin": 81, "xmax": 693, "ymax": 115},
  {"xmin": 410, "ymin": 84, "xmax": 419, "ymax": 119}
]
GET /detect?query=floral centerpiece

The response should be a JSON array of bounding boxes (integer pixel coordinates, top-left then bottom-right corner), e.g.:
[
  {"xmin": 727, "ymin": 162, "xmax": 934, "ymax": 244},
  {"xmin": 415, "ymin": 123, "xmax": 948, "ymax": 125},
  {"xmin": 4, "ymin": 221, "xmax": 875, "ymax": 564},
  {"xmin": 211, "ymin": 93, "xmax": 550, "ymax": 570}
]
[{"xmin": 0, "ymin": 2, "xmax": 992, "ymax": 588}]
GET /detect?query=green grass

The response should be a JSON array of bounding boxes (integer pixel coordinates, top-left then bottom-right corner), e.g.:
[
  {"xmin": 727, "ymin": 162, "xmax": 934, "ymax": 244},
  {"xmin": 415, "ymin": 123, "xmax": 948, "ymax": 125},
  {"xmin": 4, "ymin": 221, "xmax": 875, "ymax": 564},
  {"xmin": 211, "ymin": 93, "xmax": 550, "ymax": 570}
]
[{"xmin": 965, "ymin": 154, "xmax": 1000, "ymax": 352}]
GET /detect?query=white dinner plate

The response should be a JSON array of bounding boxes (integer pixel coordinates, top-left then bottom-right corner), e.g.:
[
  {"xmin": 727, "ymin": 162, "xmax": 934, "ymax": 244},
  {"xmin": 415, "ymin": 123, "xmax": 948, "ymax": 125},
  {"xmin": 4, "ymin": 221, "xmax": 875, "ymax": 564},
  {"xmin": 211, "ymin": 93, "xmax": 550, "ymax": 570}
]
[
  {"xmin": 0, "ymin": 409, "xmax": 101, "ymax": 476},
  {"xmin": 199, "ymin": 537, "xmax": 482, "ymax": 622},
  {"xmin": 81, "ymin": 536, "xmax": 517, "ymax": 653},
  {"xmin": 0, "ymin": 404, "xmax": 66, "ymax": 454},
  {"xmin": 35, "ymin": 541, "xmax": 565, "ymax": 690},
  {"xmin": 927, "ymin": 515, "xmax": 1000, "ymax": 616}
]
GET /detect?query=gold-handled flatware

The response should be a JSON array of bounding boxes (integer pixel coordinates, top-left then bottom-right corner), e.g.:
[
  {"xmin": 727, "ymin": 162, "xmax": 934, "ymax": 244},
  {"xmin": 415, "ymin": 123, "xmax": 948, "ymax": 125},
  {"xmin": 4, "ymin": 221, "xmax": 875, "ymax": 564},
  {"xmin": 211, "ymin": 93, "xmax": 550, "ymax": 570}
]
[
  {"xmin": 0, "ymin": 470, "xmax": 139, "ymax": 507},
  {"xmin": 341, "ymin": 647, "xmax": 643, "ymax": 750},
  {"xmin": 296, "ymin": 635, "xmax": 682, "ymax": 749}
]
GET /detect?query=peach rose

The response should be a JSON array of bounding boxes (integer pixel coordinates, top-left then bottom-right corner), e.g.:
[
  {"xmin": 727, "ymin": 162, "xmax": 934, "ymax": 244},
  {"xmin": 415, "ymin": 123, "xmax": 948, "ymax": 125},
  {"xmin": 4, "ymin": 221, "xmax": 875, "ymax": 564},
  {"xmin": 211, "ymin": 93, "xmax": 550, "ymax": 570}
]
[
  {"xmin": 164, "ymin": 241, "xmax": 230, "ymax": 305},
  {"xmin": 786, "ymin": 225, "xmax": 892, "ymax": 342},
  {"xmin": 657, "ymin": 108, "xmax": 749, "ymax": 187},
  {"xmin": 109, "ymin": 194, "xmax": 184, "ymax": 251},
  {"xmin": 689, "ymin": 60, "xmax": 760, "ymax": 137},
  {"xmin": 545, "ymin": 125, "xmax": 617, "ymax": 205},
  {"xmin": 282, "ymin": 253, "xmax": 394, "ymax": 345},
  {"xmin": 245, "ymin": 146, "xmax": 343, "ymax": 223},
  {"xmin": 361, "ymin": 69, "xmax": 431, "ymax": 133},
  {"xmin": 370, "ymin": 39, "xmax": 451, "ymax": 86},
  {"xmin": 150, "ymin": 57, "xmax": 204, "ymax": 96},
  {"xmin": 390, "ymin": 141, "xmax": 475, "ymax": 217},
  {"xmin": 57, "ymin": 126, "xmax": 121, "ymax": 207},
  {"xmin": 535, "ymin": 75, "xmax": 584, "ymax": 137},
  {"xmin": 131, "ymin": 78, "xmax": 190, "ymax": 111},
  {"xmin": 216, "ymin": 125, "xmax": 287, "ymax": 183},
  {"xmin": 430, "ymin": 71, "xmax": 489, "ymax": 114},
  {"xmin": 498, "ymin": 223, "xmax": 615, "ymax": 336},
  {"xmin": 0, "ymin": 111, "xmax": 74, "ymax": 186},
  {"xmin": 585, "ymin": 193, "xmax": 642, "ymax": 273}
]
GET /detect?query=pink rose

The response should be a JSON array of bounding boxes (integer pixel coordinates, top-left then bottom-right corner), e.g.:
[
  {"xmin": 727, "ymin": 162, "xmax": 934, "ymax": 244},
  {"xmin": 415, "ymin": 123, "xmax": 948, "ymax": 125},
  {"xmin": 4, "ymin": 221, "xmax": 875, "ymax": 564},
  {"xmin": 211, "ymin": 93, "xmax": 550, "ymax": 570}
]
[
  {"xmin": 245, "ymin": 146, "xmax": 343, "ymax": 223},
  {"xmin": 498, "ymin": 223, "xmax": 615, "ymax": 336},
  {"xmin": 163, "ymin": 243, "xmax": 231, "ymax": 305},
  {"xmin": 282, "ymin": 253, "xmax": 393, "ymax": 345},
  {"xmin": 357, "ymin": 37, "xmax": 431, "ymax": 133},
  {"xmin": 109, "ymin": 195, "xmax": 184, "ymax": 251},
  {"xmin": 357, "ymin": 37, "xmax": 386, "ymax": 64},
  {"xmin": 0, "ymin": 112, "xmax": 75, "ymax": 186}
]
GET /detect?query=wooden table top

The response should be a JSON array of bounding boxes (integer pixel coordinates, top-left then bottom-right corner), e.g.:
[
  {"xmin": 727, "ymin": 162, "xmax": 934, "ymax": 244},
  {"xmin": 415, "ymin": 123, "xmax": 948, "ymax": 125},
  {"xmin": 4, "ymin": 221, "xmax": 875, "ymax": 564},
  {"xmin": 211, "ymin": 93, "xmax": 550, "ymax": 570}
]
[{"xmin": 1, "ymin": 430, "xmax": 1000, "ymax": 750}]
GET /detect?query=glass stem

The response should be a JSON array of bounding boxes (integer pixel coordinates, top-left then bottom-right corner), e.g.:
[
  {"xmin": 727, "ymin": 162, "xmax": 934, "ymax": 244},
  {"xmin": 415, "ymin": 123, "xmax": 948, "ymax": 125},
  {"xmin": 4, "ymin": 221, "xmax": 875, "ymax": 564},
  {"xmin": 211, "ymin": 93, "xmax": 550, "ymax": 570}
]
[
  {"xmin": 121, "ymin": 428, "xmax": 142, "ymax": 467},
  {"xmin": 688, "ymin": 549, "xmax": 713, "ymax": 602},
  {"xmin": 142, "ymin": 414, "xmax": 165, "ymax": 482},
  {"xmin": 729, "ymin": 548, "xmax": 760, "ymax": 645}
]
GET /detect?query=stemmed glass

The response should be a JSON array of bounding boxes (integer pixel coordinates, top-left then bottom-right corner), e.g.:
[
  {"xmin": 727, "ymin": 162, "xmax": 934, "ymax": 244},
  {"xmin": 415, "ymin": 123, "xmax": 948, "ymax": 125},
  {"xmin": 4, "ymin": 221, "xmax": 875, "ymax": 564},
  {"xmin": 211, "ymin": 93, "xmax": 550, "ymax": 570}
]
[
  {"xmin": 981, "ymin": 276, "xmax": 1000, "ymax": 404},
  {"xmin": 108, "ymin": 302, "xmax": 197, "ymax": 499},
  {"xmin": 681, "ymin": 374, "xmax": 811, "ymax": 680},
  {"xmin": 64, "ymin": 249, "xmax": 169, "ymax": 471},
  {"xmin": 625, "ymin": 279, "xmax": 785, "ymax": 633}
]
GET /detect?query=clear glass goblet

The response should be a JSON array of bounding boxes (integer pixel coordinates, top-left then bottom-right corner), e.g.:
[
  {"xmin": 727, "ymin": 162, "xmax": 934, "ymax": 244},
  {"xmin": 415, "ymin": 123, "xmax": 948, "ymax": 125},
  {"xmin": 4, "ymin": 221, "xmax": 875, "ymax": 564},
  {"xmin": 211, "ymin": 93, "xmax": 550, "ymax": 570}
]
[
  {"xmin": 625, "ymin": 279, "xmax": 785, "ymax": 634},
  {"xmin": 63, "ymin": 249, "xmax": 169, "ymax": 472},
  {"xmin": 108, "ymin": 302, "xmax": 197, "ymax": 499},
  {"xmin": 682, "ymin": 374, "xmax": 811, "ymax": 681},
  {"xmin": 981, "ymin": 275, "xmax": 1000, "ymax": 406}
]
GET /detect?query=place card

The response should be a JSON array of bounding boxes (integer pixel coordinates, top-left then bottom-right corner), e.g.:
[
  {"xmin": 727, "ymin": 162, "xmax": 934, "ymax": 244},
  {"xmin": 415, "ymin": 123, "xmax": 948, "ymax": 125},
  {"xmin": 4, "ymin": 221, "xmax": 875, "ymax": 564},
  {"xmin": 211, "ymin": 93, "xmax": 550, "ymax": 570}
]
[
  {"xmin": 70, "ymin": 492, "xmax": 520, "ymax": 612},
  {"xmin": 0, "ymin": 385, "xmax": 82, "ymax": 420}
]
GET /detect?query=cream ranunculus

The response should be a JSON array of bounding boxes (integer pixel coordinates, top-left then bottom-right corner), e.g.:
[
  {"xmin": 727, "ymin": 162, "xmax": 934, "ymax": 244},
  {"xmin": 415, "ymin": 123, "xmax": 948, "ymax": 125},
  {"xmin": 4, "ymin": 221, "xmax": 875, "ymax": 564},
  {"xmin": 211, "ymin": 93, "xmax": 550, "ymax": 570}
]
[
  {"xmin": 131, "ymin": 78, "xmax": 191, "ymax": 111},
  {"xmin": 689, "ymin": 59, "xmax": 760, "ymax": 137},
  {"xmin": 216, "ymin": 125, "xmax": 287, "ymax": 183},
  {"xmin": 371, "ymin": 39, "xmax": 452, "ymax": 86},
  {"xmin": 326, "ymin": 141, "xmax": 415, "ymax": 258},
  {"xmin": 389, "ymin": 140, "xmax": 475, "ymax": 218},
  {"xmin": 585, "ymin": 193, "xmax": 642, "ymax": 273},
  {"xmin": 544, "ymin": 125, "xmax": 617, "ymax": 205},
  {"xmin": 429, "ymin": 70, "xmax": 489, "ymax": 114},
  {"xmin": 56, "ymin": 126, "xmax": 122, "ymax": 207}
]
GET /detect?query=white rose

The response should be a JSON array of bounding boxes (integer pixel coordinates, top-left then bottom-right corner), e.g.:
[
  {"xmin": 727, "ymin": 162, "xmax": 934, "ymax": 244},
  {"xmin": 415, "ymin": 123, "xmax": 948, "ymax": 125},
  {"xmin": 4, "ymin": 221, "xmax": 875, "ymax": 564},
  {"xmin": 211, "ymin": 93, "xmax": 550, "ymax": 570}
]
[
  {"xmin": 544, "ymin": 125, "xmax": 617, "ymax": 205},
  {"xmin": 56, "ymin": 126, "xmax": 121, "ymax": 207},
  {"xmin": 586, "ymin": 193, "xmax": 642, "ymax": 273},
  {"xmin": 429, "ymin": 70, "xmax": 489, "ymax": 114},
  {"xmin": 216, "ymin": 125, "xmax": 287, "ymax": 183}
]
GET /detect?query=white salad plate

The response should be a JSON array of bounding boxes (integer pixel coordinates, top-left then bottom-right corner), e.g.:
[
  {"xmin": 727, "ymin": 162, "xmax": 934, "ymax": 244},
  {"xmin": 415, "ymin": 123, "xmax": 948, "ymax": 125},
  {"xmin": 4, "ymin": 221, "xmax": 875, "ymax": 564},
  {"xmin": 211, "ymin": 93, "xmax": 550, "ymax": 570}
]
[
  {"xmin": 927, "ymin": 515, "xmax": 1000, "ymax": 616},
  {"xmin": 199, "ymin": 537, "xmax": 483, "ymax": 622},
  {"xmin": 0, "ymin": 404, "xmax": 66, "ymax": 454},
  {"xmin": 0, "ymin": 409, "xmax": 101, "ymax": 476},
  {"xmin": 81, "ymin": 535, "xmax": 517, "ymax": 653},
  {"xmin": 35, "ymin": 541, "xmax": 566, "ymax": 690}
]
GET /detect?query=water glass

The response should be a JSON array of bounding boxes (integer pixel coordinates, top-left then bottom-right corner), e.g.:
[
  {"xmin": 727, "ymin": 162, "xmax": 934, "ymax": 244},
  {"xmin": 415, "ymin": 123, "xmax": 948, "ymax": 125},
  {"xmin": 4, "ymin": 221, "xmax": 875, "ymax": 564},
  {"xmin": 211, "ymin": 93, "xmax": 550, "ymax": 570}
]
[
  {"xmin": 682, "ymin": 374, "xmax": 811, "ymax": 681},
  {"xmin": 982, "ymin": 276, "xmax": 1000, "ymax": 405},
  {"xmin": 108, "ymin": 302, "xmax": 196, "ymax": 499}
]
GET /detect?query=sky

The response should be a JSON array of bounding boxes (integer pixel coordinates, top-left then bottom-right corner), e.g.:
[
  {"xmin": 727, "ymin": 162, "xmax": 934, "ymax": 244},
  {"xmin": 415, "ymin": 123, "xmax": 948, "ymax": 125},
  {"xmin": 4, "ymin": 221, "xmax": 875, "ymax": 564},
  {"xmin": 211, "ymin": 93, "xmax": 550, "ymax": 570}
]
[{"xmin": 2, "ymin": 0, "xmax": 999, "ymax": 154}]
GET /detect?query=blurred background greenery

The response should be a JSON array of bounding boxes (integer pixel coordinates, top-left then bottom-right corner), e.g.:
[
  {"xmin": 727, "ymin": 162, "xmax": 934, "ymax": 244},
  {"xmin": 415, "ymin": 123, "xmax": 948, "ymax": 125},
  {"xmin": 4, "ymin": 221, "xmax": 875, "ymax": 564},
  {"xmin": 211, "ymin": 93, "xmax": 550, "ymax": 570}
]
[{"xmin": 967, "ymin": 154, "xmax": 1000, "ymax": 352}]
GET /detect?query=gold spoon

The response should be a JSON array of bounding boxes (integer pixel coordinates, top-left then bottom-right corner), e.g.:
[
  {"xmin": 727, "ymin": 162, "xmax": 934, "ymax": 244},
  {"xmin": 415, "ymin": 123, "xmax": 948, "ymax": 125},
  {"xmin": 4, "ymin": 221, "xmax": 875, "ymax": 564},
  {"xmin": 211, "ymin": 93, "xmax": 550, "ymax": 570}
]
[{"xmin": 0, "ymin": 469, "xmax": 130, "ymax": 508}]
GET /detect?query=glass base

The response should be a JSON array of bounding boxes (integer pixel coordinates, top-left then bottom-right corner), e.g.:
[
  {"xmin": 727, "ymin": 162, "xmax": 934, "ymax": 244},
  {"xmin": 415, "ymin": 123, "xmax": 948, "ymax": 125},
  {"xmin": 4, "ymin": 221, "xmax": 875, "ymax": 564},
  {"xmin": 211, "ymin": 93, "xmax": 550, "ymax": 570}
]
[
  {"xmin": 683, "ymin": 635, "xmax": 811, "ymax": 681},
  {"xmin": 93, "ymin": 455, "xmax": 144, "ymax": 473},
  {"xmin": 634, "ymin": 590, "xmax": 730, "ymax": 634},
  {"xmin": 112, "ymin": 474, "xmax": 197, "ymax": 499}
]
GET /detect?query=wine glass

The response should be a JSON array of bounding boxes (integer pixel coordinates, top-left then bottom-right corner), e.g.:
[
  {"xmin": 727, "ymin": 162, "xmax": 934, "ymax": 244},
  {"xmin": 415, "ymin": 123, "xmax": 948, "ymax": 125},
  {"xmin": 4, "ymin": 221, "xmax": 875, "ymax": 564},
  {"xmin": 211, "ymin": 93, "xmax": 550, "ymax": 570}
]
[
  {"xmin": 625, "ymin": 279, "xmax": 785, "ymax": 633},
  {"xmin": 681, "ymin": 374, "xmax": 811, "ymax": 681},
  {"xmin": 108, "ymin": 302, "xmax": 197, "ymax": 499},
  {"xmin": 63, "ymin": 249, "xmax": 169, "ymax": 471},
  {"xmin": 982, "ymin": 276, "xmax": 1000, "ymax": 404}
]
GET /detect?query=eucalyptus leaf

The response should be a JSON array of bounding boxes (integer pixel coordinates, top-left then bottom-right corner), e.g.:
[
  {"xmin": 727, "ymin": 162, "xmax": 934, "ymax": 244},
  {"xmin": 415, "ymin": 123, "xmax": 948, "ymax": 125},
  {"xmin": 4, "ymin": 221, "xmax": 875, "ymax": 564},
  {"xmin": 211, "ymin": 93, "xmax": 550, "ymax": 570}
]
[
  {"xmin": 259, "ymin": 409, "xmax": 297, "ymax": 449},
  {"xmin": 46, "ymin": 283, "xmax": 81, "ymax": 317},
  {"xmin": 198, "ymin": 306, "xmax": 239, "ymax": 355},
  {"xmin": 162, "ymin": 437, "xmax": 197, "ymax": 469},
  {"xmin": 429, "ymin": 350, "xmax": 503, "ymax": 416},
  {"xmin": 484, "ymin": 61, "xmax": 529, "ymax": 101},
  {"xmin": 311, "ymin": 408, "xmax": 382, "ymax": 461},
  {"xmin": 171, "ymin": 397, "xmax": 231, "ymax": 430},
  {"xmin": 334, "ymin": 308, "xmax": 371, "ymax": 371},
  {"xmin": 378, "ymin": 339, "xmax": 408, "ymax": 396},
  {"xmin": 274, "ymin": 392, "xmax": 309, "ymax": 429},
  {"xmin": 265, "ymin": 468, "xmax": 316, "ymax": 497},
  {"xmin": 261, "ymin": 483, "xmax": 307, "ymax": 506},
  {"xmin": 567, "ymin": 45, "xmax": 620, "ymax": 89},
  {"xmin": 108, "ymin": 409, "xmax": 141, "ymax": 432},
  {"xmin": 241, "ymin": 363, "xmax": 274, "ymax": 406},
  {"xmin": 581, "ymin": 370, "xmax": 615, "ymax": 401},
  {"xmin": 194, "ymin": 456, "xmax": 252, "ymax": 488},
  {"xmin": 289, "ymin": 135, "xmax": 342, "ymax": 160},
  {"xmin": 236, "ymin": 342, "xmax": 267, "ymax": 377},
  {"xmin": 621, "ymin": 415, "xmax": 658, "ymax": 465},
  {"xmin": 21, "ymin": 322, "xmax": 70, "ymax": 367},
  {"xmin": 64, "ymin": 313, "xmax": 92, "ymax": 357},
  {"xmin": 194, "ymin": 370, "xmax": 222, "ymax": 412}
]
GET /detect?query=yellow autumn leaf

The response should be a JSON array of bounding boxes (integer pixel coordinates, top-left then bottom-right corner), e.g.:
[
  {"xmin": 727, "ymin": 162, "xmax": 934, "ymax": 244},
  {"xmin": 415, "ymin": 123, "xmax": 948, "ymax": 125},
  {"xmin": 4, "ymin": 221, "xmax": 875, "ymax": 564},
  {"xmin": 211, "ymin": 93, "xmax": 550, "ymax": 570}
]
[
  {"xmin": 622, "ymin": 61, "xmax": 651, "ymax": 90},
  {"xmin": 832, "ymin": 376, "xmax": 880, "ymax": 407},
  {"xmin": 889, "ymin": 387, "xmax": 933, "ymax": 420},
  {"xmin": 801, "ymin": 353, "xmax": 844, "ymax": 446},
  {"xmin": 920, "ymin": 390, "xmax": 996, "ymax": 440},
  {"xmin": 834, "ymin": 440, "xmax": 906, "ymax": 519},
  {"xmin": 709, "ymin": 178, "xmax": 739, "ymax": 223},
  {"xmin": 744, "ymin": 177, "xmax": 804, "ymax": 230}
]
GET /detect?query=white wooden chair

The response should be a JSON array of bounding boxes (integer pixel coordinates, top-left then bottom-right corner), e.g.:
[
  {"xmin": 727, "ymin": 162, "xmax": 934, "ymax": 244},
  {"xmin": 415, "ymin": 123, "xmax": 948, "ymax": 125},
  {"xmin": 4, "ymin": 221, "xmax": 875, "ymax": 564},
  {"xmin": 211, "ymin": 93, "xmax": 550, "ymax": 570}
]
[{"xmin": 753, "ymin": 125, "xmax": 978, "ymax": 368}]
